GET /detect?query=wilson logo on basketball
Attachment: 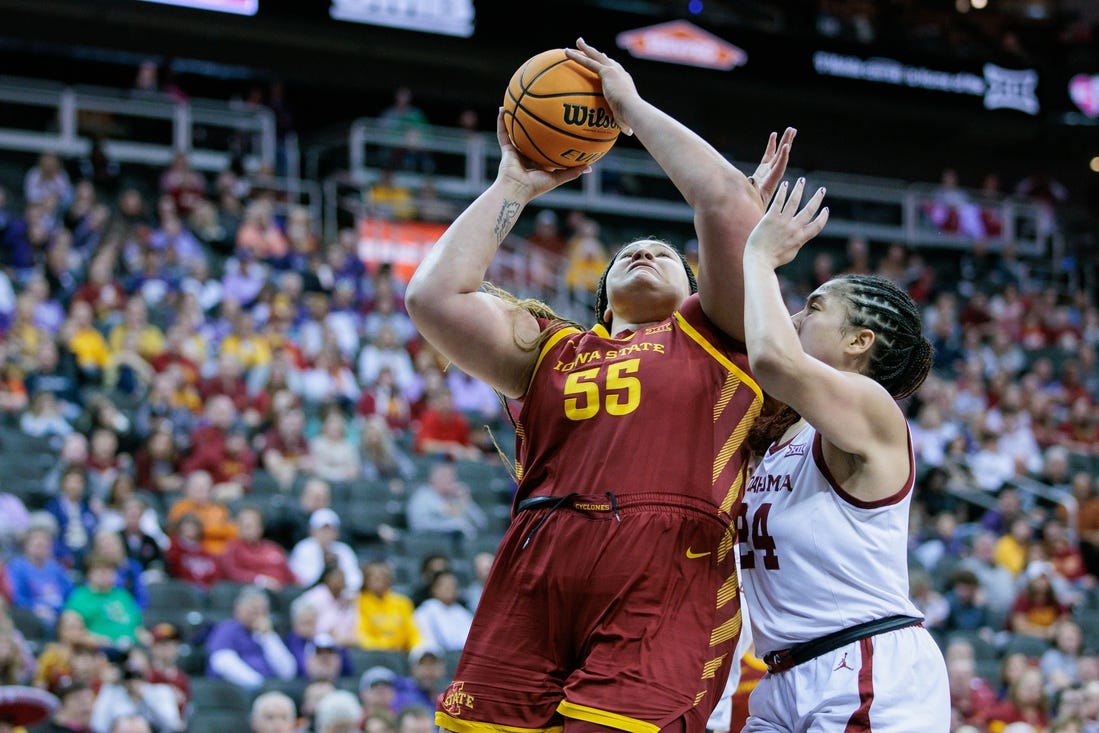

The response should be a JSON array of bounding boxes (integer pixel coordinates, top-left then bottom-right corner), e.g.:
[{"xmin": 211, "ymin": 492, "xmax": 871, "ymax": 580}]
[
  {"xmin": 561, "ymin": 104, "xmax": 619, "ymax": 131},
  {"xmin": 441, "ymin": 681, "xmax": 474, "ymax": 716}
]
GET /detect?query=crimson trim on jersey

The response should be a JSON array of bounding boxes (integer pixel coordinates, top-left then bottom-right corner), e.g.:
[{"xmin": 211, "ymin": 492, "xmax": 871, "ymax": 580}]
[
  {"xmin": 844, "ymin": 636, "xmax": 875, "ymax": 731},
  {"xmin": 811, "ymin": 430, "xmax": 914, "ymax": 509}
]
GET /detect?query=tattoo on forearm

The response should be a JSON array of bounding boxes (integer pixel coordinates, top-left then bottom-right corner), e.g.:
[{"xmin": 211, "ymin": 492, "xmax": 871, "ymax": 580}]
[{"xmin": 494, "ymin": 200, "xmax": 522, "ymax": 243}]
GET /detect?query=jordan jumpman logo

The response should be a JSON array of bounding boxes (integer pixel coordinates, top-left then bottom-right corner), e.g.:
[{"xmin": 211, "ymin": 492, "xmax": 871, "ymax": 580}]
[{"xmin": 834, "ymin": 653, "xmax": 854, "ymax": 671}]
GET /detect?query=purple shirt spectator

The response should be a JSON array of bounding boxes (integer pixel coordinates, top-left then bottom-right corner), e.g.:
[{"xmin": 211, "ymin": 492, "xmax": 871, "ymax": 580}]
[
  {"xmin": 8, "ymin": 527, "xmax": 74, "ymax": 626},
  {"xmin": 205, "ymin": 586, "xmax": 296, "ymax": 690}
]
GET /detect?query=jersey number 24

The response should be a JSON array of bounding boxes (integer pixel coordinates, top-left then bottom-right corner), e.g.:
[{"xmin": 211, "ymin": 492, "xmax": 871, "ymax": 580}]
[{"xmin": 736, "ymin": 502, "xmax": 780, "ymax": 570}]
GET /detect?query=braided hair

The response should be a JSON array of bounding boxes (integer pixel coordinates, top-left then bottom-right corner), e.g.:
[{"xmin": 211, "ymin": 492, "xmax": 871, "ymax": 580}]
[
  {"xmin": 836, "ymin": 274, "xmax": 934, "ymax": 400},
  {"xmin": 747, "ymin": 274, "xmax": 933, "ymax": 455},
  {"xmin": 593, "ymin": 240, "xmax": 698, "ymax": 329}
]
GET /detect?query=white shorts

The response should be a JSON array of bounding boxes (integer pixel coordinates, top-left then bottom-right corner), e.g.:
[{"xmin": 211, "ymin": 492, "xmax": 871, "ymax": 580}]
[{"xmin": 742, "ymin": 625, "xmax": 949, "ymax": 733}]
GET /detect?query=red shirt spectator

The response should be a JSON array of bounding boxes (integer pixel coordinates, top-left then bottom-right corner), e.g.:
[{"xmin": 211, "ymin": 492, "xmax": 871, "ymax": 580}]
[
  {"xmin": 219, "ymin": 507, "xmax": 296, "ymax": 589},
  {"xmin": 165, "ymin": 514, "xmax": 222, "ymax": 589},
  {"xmin": 413, "ymin": 389, "xmax": 478, "ymax": 459}
]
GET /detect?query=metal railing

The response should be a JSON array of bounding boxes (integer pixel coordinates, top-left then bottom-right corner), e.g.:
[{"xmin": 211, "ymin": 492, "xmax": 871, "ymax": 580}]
[
  {"xmin": 341, "ymin": 117, "xmax": 1055, "ymax": 256},
  {"xmin": 0, "ymin": 75, "xmax": 287, "ymax": 174}
]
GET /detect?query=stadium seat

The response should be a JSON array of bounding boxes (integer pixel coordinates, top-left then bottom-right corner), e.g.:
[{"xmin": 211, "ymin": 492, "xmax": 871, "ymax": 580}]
[
  {"xmin": 186, "ymin": 710, "xmax": 250, "ymax": 733},
  {"xmin": 257, "ymin": 678, "xmax": 309, "ymax": 709},
  {"xmin": 146, "ymin": 579, "xmax": 206, "ymax": 612},
  {"xmin": 8, "ymin": 607, "xmax": 48, "ymax": 645},
  {"xmin": 1001, "ymin": 633, "xmax": 1050, "ymax": 660},
  {"xmin": 345, "ymin": 648, "xmax": 410, "ymax": 677},
  {"xmin": 189, "ymin": 677, "xmax": 253, "ymax": 713},
  {"xmin": 945, "ymin": 630, "xmax": 999, "ymax": 661},
  {"xmin": 206, "ymin": 581, "xmax": 250, "ymax": 615}
]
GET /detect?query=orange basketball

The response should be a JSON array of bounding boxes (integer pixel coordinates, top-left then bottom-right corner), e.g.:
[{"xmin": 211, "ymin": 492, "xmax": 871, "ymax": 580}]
[{"xmin": 503, "ymin": 48, "xmax": 620, "ymax": 169}]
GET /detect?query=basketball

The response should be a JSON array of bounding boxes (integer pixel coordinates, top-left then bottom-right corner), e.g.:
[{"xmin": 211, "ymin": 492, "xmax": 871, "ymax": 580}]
[{"xmin": 503, "ymin": 48, "xmax": 620, "ymax": 169}]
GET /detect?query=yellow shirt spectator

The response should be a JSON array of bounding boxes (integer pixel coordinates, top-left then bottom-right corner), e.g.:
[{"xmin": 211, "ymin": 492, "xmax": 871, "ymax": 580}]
[
  {"xmin": 108, "ymin": 324, "xmax": 165, "ymax": 360},
  {"xmin": 68, "ymin": 326, "xmax": 111, "ymax": 370}
]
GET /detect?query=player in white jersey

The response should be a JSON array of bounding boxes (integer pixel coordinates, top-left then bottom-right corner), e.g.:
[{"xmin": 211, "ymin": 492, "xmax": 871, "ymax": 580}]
[{"xmin": 736, "ymin": 179, "xmax": 949, "ymax": 732}]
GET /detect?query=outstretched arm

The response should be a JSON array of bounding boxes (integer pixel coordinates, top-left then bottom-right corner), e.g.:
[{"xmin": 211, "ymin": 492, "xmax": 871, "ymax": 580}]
[
  {"xmin": 404, "ymin": 113, "xmax": 585, "ymax": 398},
  {"xmin": 743, "ymin": 179, "xmax": 906, "ymax": 466},
  {"xmin": 566, "ymin": 39, "xmax": 792, "ymax": 340}
]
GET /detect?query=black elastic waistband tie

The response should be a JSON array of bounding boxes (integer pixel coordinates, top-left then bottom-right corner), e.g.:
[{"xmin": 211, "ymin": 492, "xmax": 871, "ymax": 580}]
[
  {"xmin": 519, "ymin": 492, "xmax": 578, "ymax": 549},
  {"xmin": 606, "ymin": 491, "xmax": 620, "ymax": 522}
]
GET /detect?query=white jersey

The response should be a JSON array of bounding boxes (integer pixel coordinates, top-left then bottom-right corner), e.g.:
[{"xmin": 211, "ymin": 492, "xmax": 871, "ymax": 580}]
[{"xmin": 740, "ymin": 424, "xmax": 921, "ymax": 656}]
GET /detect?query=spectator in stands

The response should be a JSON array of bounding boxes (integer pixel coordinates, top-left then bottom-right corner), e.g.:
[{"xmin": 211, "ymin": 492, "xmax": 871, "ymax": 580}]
[
  {"xmin": 98, "ymin": 491, "xmax": 166, "ymax": 575},
  {"xmin": 1008, "ymin": 562, "xmax": 1071, "ymax": 641},
  {"xmin": 220, "ymin": 505, "xmax": 296, "ymax": 590},
  {"xmin": 960, "ymin": 530, "xmax": 1019, "ymax": 621},
  {"xmin": 158, "ymin": 152, "xmax": 206, "ymax": 219},
  {"xmin": 299, "ymin": 680, "xmax": 336, "ymax": 733},
  {"xmin": 88, "ymin": 530, "xmax": 147, "ymax": 611},
  {"xmin": 45, "ymin": 466, "xmax": 97, "ymax": 570},
  {"xmin": 358, "ymin": 666, "xmax": 398, "ymax": 721},
  {"xmin": 63, "ymin": 553, "xmax": 143, "ymax": 648},
  {"xmin": 368, "ymin": 168, "xmax": 416, "ymax": 221},
  {"xmin": 0, "ymin": 597, "xmax": 34, "ymax": 684},
  {"xmin": 947, "ymin": 653, "xmax": 999, "ymax": 730},
  {"xmin": 182, "ymin": 423, "xmax": 255, "ymax": 501},
  {"xmin": 464, "ymin": 550, "xmax": 493, "ymax": 612},
  {"xmin": 164, "ymin": 513, "xmax": 222, "ymax": 590},
  {"xmin": 0, "ymin": 486, "xmax": 30, "ymax": 555},
  {"xmin": 145, "ymin": 623, "xmax": 190, "ymax": 719},
  {"xmin": 996, "ymin": 516, "xmax": 1037, "ymax": 578},
  {"xmin": 562, "ymin": 216, "xmax": 608, "ymax": 311},
  {"xmin": 107, "ymin": 296, "xmax": 164, "ymax": 362},
  {"xmin": 359, "ymin": 414, "xmax": 414, "ymax": 484},
  {"xmin": 1075, "ymin": 473, "xmax": 1099, "ymax": 580},
  {"xmin": 909, "ymin": 565, "xmax": 949, "ymax": 629},
  {"xmin": 392, "ymin": 647, "xmax": 446, "ymax": 713},
  {"xmin": 62, "ymin": 300, "xmax": 111, "ymax": 387},
  {"xmin": 942, "ymin": 568, "xmax": 995, "ymax": 639},
  {"xmin": 132, "ymin": 427, "xmax": 184, "ymax": 496},
  {"xmin": 8, "ymin": 523, "xmax": 72, "ymax": 627},
  {"xmin": 89, "ymin": 652, "xmax": 183, "ymax": 733},
  {"xmin": 313, "ymin": 689, "xmax": 363, "ymax": 733},
  {"xmin": 24, "ymin": 152, "xmax": 73, "ymax": 210},
  {"xmin": 307, "ymin": 407, "xmax": 361, "ymax": 484},
  {"xmin": 1041, "ymin": 619, "xmax": 1086, "ymax": 699},
  {"xmin": 378, "ymin": 86, "xmax": 433, "ymax": 174},
  {"xmin": 32, "ymin": 611, "xmax": 105, "ymax": 689},
  {"xmin": 45, "ymin": 677, "xmax": 96, "ymax": 733},
  {"xmin": 290, "ymin": 563, "xmax": 357, "ymax": 646},
  {"xmin": 262, "ymin": 407, "xmax": 313, "ymax": 492},
  {"xmin": 357, "ymin": 325, "xmax": 416, "ymax": 396},
  {"xmin": 1041, "ymin": 519, "xmax": 1091, "ymax": 591},
  {"xmin": 236, "ymin": 200, "xmax": 288, "ymax": 264},
  {"xmin": 981, "ymin": 487, "xmax": 1025, "ymax": 536},
  {"xmin": 299, "ymin": 345, "xmax": 360, "ymax": 409},
  {"xmin": 356, "ymin": 368, "xmax": 413, "ymax": 436},
  {"xmin": 405, "ymin": 460, "xmax": 487, "ymax": 540},
  {"xmin": 205, "ymin": 586, "xmax": 296, "ymax": 691},
  {"xmin": 166, "ymin": 470, "xmax": 238, "ymax": 556},
  {"xmin": 249, "ymin": 690, "xmax": 297, "ymax": 733},
  {"xmin": 354, "ymin": 560, "xmax": 421, "ymax": 653},
  {"xmin": 288, "ymin": 508, "xmax": 362, "ymax": 593},
  {"xmin": 264, "ymin": 476, "xmax": 331, "ymax": 551},
  {"xmin": 408, "ymin": 553, "xmax": 450, "ymax": 609},
  {"xmin": 412, "ymin": 569, "xmax": 472, "ymax": 653},
  {"xmin": 990, "ymin": 666, "xmax": 1050, "ymax": 730},
  {"xmin": 20, "ymin": 391, "xmax": 74, "ymax": 440},
  {"xmin": 413, "ymin": 177, "xmax": 459, "ymax": 224},
  {"xmin": 282, "ymin": 597, "xmax": 353, "ymax": 679},
  {"xmin": 445, "ymin": 365, "xmax": 502, "ymax": 427},
  {"xmin": 301, "ymin": 633, "xmax": 352, "ymax": 684},
  {"xmin": 411, "ymin": 388, "xmax": 479, "ymax": 461}
]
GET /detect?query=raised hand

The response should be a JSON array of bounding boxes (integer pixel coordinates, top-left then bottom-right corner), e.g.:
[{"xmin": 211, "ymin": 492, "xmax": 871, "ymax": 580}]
[
  {"xmin": 745, "ymin": 177, "xmax": 829, "ymax": 268},
  {"xmin": 747, "ymin": 127, "xmax": 796, "ymax": 211}
]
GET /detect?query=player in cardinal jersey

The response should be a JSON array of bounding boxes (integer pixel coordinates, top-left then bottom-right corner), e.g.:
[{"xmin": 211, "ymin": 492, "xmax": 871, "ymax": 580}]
[
  {"xmin": 736, "ymin": 180, "xmax": 949, "ymax": 732},
  {"xmin": 405, "ymin": 38, "xmax": 798, "ymax": 733}
]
